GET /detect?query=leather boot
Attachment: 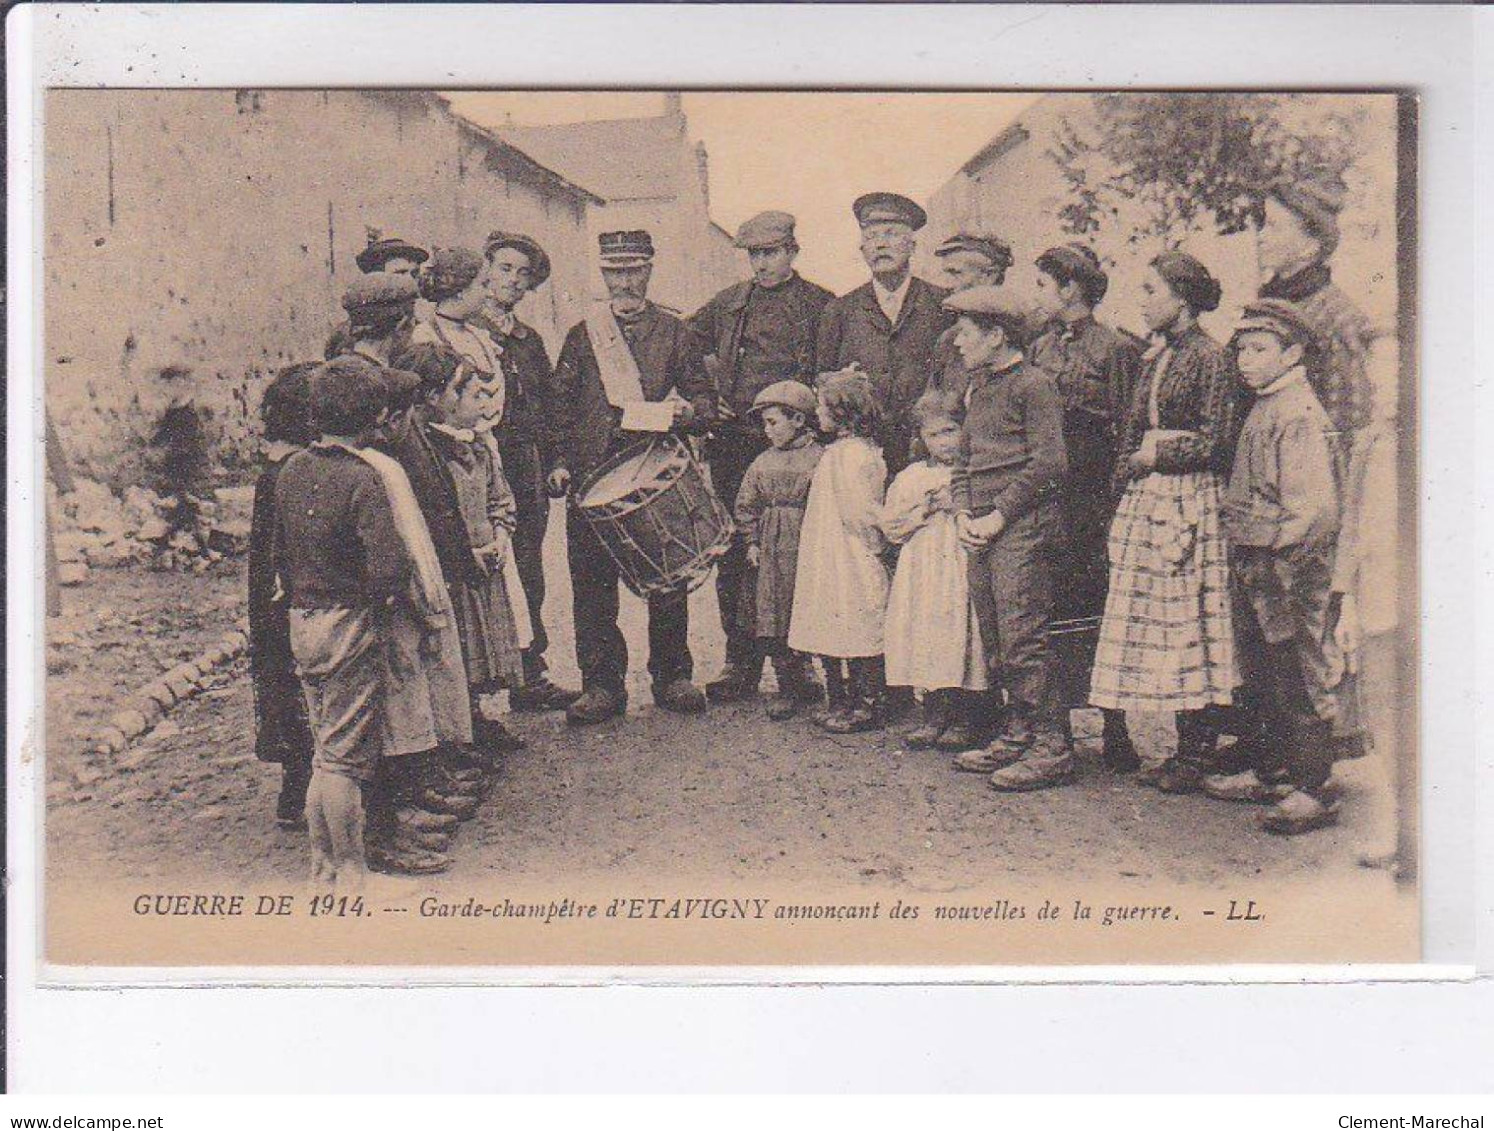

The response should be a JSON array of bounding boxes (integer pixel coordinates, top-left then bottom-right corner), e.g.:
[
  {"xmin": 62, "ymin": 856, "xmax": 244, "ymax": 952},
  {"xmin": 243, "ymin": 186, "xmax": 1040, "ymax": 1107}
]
[
  {"xmin": 811, "ymin": 660, "xmax": 849, "ymax": 728},
  {"xmin": 1100, "ymin": 708, "xmax": 1140, "ymax": 772},
  {"xmin": 706, "ymin": 657, "xmax": 765, "ymax": 703},
  {"xmin": 765, "ymin": 653, "xmax": 821, "ymax": 721},
  {"xmin": 820, "ymin": 658, "xmax": 883, "ymax": 733},
  {"xmin": 1155, "ymin": 710, "xmax": 1215, "ymax": 794},
  {"xmin": 904, "ymin": 690, "xmax": 948, "ymax": 750}
]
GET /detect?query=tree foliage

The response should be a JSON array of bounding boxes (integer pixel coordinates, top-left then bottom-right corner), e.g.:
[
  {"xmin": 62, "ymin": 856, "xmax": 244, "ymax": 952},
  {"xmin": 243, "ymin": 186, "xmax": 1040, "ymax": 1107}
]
[{"xmin": 1048, "ymin": 94, "xmax": 1367, "ymax": 247}]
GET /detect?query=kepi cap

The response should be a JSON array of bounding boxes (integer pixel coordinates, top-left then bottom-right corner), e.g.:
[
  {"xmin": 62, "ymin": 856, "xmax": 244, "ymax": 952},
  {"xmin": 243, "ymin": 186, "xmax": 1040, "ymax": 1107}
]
[
  {"xmin": 852, "ymin": 192, "xmax": 927, "ymax": 232},
  {"xmin": 748, "ymin": 379, "xmax": 817, "ymax": 418},
  {"xmin": 355, "ymin": 236, "xmax": 429, "ymax": 275},
  {"xmin": 599, "ymin": 230, "xmax": 655, "ymax": 267},
  {"xmin": 484, "ymin": 230, "xmax": 551, "ymax": 288},
  {"xmin": 734, "ymin": 211, "xmax": 797, "ymax": 250}
]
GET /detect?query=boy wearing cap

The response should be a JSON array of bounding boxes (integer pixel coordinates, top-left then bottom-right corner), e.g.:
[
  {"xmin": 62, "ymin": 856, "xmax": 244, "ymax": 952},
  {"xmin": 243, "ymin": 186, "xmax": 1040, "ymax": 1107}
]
[
  {"xmin": 689, "ymin": 210, "xmax": 833, "ymax": 703},
  {"xmin": 944, "ymin": 287, "xmax": 1071, "ymax": 791},
  {"xmin": 732, "ymin": 380, "xmax": 826, "ymax": 719},
  {"xmin": 815, "ymin": 192, "xmax": 953, "ymax": 476},
  {"xmin": 1214, "ymin": 299, "xmax": 1343, "ymax": 835},
  {"xmin": 547, "ymin": 230, "xmax": 717, "ymax": 725},
  {"xmin": 326, "ymin": 235, "xmax": 431, "ymax": 358},
  {"xmin": 925, "ymin": 232, "xmax": 1015, "ymax": 417},
  {"xmin": 1027, "ymin": 244, "xmax": 1146, "ymax": 771},
  {"xmin": 473, "ymin": 231, "xmax": 578, "ymax": 712}
]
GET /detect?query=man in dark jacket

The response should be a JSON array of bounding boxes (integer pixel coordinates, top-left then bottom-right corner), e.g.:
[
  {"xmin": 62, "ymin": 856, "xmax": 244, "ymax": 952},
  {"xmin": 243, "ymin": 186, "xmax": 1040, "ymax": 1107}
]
[
  {"xmin": 472, "ymin": 230, "xmax": 578, "ymax": 712},
  {"xmin": 815, "ymin": 192, "xmax": 954, "ymax": 475},
  {"xmin": 546, "ymin": 230, "xmax": 717, "ymax": 725},
  {"xmin": 689, "ymin": 210, "xmax": 833, "ymax": 703}
]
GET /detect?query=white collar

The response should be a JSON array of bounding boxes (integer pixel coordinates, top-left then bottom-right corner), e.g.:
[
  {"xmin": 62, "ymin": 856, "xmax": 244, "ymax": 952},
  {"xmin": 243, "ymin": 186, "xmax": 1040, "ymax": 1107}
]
[
  {"xmin": 429, "ymin": 421, "xmax": 477, "ymax": 444},
  {"xmin": 872, "ymin": 273, "xmax": 912, "ymax": 323},
  {"xmin": 1256, "ymin": 365, "xmax": 1308, "ymax": 398}
]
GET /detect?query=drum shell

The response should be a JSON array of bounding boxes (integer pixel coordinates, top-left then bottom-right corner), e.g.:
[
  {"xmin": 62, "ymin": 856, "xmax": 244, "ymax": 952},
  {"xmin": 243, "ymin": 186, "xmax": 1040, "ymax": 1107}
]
[{"xmin": 576, "ymin": 438, "xmax": 733, "ymax": 599}]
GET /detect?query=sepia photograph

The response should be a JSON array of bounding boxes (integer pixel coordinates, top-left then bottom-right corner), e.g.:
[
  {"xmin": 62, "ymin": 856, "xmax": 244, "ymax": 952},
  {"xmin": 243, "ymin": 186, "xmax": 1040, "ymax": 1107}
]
[{"xmin": 36, "ymin": 86, "xmax": 1417, "ymax": 969}]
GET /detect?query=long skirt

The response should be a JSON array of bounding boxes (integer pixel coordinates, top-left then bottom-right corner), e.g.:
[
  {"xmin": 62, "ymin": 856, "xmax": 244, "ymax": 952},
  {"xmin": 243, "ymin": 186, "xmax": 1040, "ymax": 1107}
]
[
  {"xmin": 1089, "ymin": 470, "xmax": 1236, "ymax": 711},
  {"xmin": 383, "ymin": 602, "xmax": 473, "ymax": 756},
  {"xmin": 450, "ymin": 574, "xmax": 524, "ymax": 694}
]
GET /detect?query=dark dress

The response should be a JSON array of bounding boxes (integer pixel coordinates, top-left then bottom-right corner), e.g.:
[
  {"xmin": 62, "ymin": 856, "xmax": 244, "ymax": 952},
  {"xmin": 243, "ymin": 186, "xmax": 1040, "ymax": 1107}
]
[{"xmin": 249, "ymin": 456, "xmax": 315, "ymax": 808}]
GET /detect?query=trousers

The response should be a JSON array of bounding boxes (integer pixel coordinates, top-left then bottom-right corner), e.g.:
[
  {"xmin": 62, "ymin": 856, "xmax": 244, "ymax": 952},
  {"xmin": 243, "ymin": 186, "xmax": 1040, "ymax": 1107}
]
[
  {"xmin": 967, "ymin": 503, "xmax": 1059, "ymax": 724},
  {"xmin": 566, "ymin": 506, "xmax": 692, "ymax": 695},
  {"xmin": 499, "ymin": 436, "xmax": 551, "ymax": 679},
  {"xmin": 706, "ymin": 430, "xmax": 769, "ymax": 670}
]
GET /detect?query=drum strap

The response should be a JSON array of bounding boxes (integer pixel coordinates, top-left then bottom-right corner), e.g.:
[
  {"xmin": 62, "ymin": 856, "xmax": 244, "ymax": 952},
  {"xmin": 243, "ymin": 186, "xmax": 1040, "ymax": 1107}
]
[{"xmin": 585, "ymin": 303, "xmax": 648, "ymax": 409}]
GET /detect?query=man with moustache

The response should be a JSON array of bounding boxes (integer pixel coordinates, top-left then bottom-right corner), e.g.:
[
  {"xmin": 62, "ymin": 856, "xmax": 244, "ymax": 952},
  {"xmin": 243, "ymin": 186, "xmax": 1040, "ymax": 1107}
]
[
  {"xmin": 689, "ymin": 211, "xmax": 834, "ymax": 703},
  {"xmin": 925, "ymin": 231, "xmax": 1016, "ymax": 413},
  {"xmin": 325, "ymin": 234, "xmax": 430, "ymax": 359},
  {"xmin": 472, "ymin": 230, "xmax": 579, "ymax": 712},
  {"xmin": 815, "ymin": 193, "xmax": 953, "ymax": 476},
  {"xmin": 546, "ymin": 230, "xmax": 716, "ymax": 725}
]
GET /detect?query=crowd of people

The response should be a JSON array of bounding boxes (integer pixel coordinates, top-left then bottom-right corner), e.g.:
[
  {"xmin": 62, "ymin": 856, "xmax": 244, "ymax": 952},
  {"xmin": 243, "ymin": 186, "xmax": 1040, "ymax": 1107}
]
[{"xmin": 247, "ymin": 175, "xmax": 1406, "ymax": 890}]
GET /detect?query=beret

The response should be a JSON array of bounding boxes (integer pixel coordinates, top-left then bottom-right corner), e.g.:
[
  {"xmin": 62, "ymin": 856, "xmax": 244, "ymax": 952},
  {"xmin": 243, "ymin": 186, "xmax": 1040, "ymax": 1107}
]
[
  {"xmin": 1233, "ymin": 298, "xmax": 1318, "ymax": 350},
  {"xmin": 748, "ymin": 379, "xmax": 817, "ymax": 418},
  {"xmin": 355, "ymin": 237, "xmax": 429, "ymax": 275},
  {"xmin": 484, "ymin": 230, "xmax": 552, "ymax": 288},
  {"xmin": 852, "ymin": 192, "xmax": 927, "ymax": 231},
  {"xmin": 734, "ymin": 211, "xmax": 797, "ymax": 250},
  {"xmin": 341, "ymin": 272, "xmax": 419, "ymax": 313}
]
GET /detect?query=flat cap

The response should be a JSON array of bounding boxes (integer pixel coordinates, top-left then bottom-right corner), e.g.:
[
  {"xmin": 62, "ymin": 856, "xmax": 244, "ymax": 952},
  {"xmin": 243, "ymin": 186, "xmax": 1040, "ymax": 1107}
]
[
  {"xmin": 599, "ymin": 229, "xmax": 655, "ymax": 267},
  {"xmin": 852, "ymin": 192, "xmax": 927, "ymax": 231},
  {"xmin": 1233, "ymin": 298, "xmax": 1318, "ymax": 350},
  {"xmin": 748, "ymin": 379, "xmax": 817, "ymax": 418},
  {"xmin": 341, "ymin": 272, "xmax": 419, "ymax": 314},
  {"xmin": 942, "ymin": 284, "xmax": 1025, "ymax": 319},
  {"xmin": 935, "ymin": 233, "xmax": 1014, "ymax": 272},
  {"xmin": 734, "ymin": 211, "xmax": 797, "ymax": 250},
  {"xmin": 355, "ymin": 237, "xmax": 429, "ymax": 275},
  {"xmin": 484, "ymin": 230, "xmax": 552, "ymax": 288}
]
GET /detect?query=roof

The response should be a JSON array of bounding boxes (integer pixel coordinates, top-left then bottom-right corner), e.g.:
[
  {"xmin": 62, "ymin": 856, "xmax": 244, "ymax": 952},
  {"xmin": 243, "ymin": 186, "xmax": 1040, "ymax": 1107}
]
[
  {"xmin": 493, "ymin": 114, "xmax": 685, "ymax": 202},
  {"xmin": 960, "ymin": 122, "xmax": 1031, "ymax": 178},
  {"xmin": 388, "ymin": 93, "xmax": 604, "ymax": 206}
]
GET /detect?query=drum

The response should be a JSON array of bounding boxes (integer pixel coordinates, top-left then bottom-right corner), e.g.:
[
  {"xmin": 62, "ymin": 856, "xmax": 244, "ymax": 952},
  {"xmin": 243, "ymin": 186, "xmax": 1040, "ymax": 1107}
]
[{"xmin": 575, "ymin": 436, "xmax": 734, "ymax": 598}]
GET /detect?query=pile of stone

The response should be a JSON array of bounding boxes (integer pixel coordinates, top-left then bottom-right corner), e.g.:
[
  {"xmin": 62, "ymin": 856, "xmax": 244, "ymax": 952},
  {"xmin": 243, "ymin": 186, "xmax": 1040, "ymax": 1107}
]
[{"xmin": 54, "ymin": 478, "xmax": 254, "ymax": 580}]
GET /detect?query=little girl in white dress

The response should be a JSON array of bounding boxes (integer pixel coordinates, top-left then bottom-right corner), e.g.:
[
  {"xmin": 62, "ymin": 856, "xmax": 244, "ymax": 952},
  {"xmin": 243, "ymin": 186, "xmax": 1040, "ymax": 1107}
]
[{"xmin": 881, "ymin": 391, "xmax": 988, "ymax": 749}]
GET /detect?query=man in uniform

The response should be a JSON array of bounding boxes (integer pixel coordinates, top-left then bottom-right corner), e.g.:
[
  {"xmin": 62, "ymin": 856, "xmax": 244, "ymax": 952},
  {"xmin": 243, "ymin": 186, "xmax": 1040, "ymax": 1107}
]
[
  {"xmin": 689, "ymin": 211, "xmax": 834, "ymax": 703},
  {"xmin": 815, "ymin": 192, "xmax": 953, "ymax": 475},
  {"xmin": 326, "ymin": 234, "xmax": 430, "ymax": 359},
  {"xmin": 473, "ymin": 230, "xmax": 579, "ymax": 712},
  {"xmin": 546, "ymin": 230, "xmax": 717, "ymax": 725}
]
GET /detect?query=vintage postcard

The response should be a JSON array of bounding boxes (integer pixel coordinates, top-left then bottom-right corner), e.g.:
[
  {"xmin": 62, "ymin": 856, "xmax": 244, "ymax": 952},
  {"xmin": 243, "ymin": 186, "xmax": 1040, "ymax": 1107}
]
[{"xmin": 35, "ymin": 88, "xmax": 1417, "ymax": 971}]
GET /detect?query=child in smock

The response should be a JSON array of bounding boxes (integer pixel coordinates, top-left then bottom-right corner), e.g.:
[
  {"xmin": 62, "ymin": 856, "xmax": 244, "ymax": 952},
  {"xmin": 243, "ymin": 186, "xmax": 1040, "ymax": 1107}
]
[
  {"xmin": 734, "ymin": 380, "xmax": 825, "ymax": 721},
  {"xmin": 788, "ymin": 368, "xmax": 890, "ymax": 734},
  {"xmin": 881, "ymin": 390, "xmax": 989, "ymax": 750}
]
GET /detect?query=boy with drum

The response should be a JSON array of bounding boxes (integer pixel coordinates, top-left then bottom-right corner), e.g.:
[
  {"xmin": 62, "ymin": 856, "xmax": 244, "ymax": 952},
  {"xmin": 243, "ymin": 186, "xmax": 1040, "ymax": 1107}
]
[{"xmin": 545, "ymin": 230, "xmax": 717, "ymax": 725}]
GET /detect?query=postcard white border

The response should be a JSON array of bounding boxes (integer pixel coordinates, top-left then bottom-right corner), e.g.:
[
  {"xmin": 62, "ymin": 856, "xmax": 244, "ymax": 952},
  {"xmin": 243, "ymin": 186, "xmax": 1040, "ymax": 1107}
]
[{"xmin": 8, "ymin": 1, "xmax": 1489, "ymax": 1091}]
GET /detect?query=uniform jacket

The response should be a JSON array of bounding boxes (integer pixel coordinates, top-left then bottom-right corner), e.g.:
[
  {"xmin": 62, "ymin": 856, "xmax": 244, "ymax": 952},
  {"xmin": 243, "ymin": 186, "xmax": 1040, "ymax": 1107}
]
[
  {"xmin": 689, "ymin": 274, "xmax": 833, "ymax": 434},
  {"xmin": 815, "ymin": 276, "xmax": 954, "ymax": 468},
  {"xmin": 549, "ymin": 301, "xmax": 715, "ymax": 480}
]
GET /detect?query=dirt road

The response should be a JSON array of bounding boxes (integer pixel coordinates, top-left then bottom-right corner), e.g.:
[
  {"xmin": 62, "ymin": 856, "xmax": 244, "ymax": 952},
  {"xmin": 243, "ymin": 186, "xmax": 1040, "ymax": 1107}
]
[{"xmin": 44, "ymin": 512, "xmax": 1396, "ymax": 895}]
